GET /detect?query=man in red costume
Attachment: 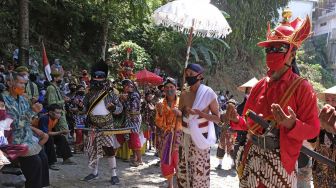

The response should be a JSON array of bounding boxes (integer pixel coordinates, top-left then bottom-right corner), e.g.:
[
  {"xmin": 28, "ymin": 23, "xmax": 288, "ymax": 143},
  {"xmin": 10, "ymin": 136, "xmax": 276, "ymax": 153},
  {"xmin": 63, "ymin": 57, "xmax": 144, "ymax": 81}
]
[{"xmin": 226, "ymin": 9, "xmax": 320, "ymax": 187}]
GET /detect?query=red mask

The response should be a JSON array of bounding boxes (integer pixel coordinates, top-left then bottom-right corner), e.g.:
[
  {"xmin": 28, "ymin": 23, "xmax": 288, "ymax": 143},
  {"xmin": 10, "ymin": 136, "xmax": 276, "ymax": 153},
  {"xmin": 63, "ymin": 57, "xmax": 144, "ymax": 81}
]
[{"xmin": 266, "ymin": 53, "xmax": 286, "ymax": 71}]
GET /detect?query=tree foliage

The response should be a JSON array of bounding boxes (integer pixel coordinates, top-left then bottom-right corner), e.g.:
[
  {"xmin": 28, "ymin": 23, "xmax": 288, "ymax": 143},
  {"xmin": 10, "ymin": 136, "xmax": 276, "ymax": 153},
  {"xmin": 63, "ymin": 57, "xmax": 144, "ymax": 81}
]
[
  {"xmin": 0, "ymin": 0, "xmax": 289, "ymax": 69},
  {"xmin": 297, "ymin": 35, "xmax": 336, "ymax": 93},
  {"xmin": 2, "ymin": 0, "xmax": 334, "ymax": 96},
  {"xmin": 109, "ymin": 41, "xmax": 152, "ymax": 70}
]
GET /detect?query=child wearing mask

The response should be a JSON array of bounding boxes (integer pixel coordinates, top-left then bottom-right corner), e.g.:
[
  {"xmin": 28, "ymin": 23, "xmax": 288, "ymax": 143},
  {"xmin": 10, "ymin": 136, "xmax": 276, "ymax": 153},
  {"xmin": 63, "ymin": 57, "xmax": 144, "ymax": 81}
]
[{"xmin": 70, "ymin": 85, "xmax": 86, "ymax": 153}]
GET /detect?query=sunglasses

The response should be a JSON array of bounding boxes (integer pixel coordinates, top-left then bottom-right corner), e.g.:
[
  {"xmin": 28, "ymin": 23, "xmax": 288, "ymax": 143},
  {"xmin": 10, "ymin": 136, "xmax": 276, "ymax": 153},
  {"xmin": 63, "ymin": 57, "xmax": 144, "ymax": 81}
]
[{"xmin": 265, "ymin": 44, "xmax": 289, "ymax": 54}]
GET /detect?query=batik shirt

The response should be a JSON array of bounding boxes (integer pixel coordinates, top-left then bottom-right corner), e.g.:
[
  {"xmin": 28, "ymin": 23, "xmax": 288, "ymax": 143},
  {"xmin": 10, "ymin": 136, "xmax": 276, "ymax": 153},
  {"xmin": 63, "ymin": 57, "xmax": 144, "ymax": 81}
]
[
  {"xmin": 141, "ymin": 100, "xmax": 155, "ymax": 131},
  {"xmin": 123, "ymin": 92, "xmax": 141, "ymax": 132},
  {"xmin": 69, "ymin": 94, "xmax": 86, "ymax": 128},
  {"xmin": 3, "ymin": 94, "xmax": 41, "ymax": 156}
]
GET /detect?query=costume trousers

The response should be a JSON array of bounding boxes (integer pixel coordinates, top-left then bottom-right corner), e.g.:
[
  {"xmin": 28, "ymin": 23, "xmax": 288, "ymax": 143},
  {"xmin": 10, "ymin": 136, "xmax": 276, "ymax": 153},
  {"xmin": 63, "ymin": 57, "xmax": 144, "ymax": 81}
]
[{"xmin": 177, "ymin": 134, "xmax": 210, "ymax": 188}]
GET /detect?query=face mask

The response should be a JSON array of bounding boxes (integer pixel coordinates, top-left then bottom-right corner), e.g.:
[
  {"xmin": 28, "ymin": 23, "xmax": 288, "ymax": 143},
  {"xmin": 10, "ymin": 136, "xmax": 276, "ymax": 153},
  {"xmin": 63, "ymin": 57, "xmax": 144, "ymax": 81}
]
[
  {"xmin": 0, "ymin": 68, "xmax": 5, "ymax": 72},
  {"xmin": 23, "ymin": 75, "xmax": 29, "ymax": 81},
  {"xmin": 70, "ymin": 88, "xmax": 76, "ymax": 92},
  {"xmin": 91, "ymin": 80, "xmax": 106, "ymax": 89},
  {"xmin": 166, "ymin": 89, "xmax": 176, "ymax": 96},
  {"xmin": 77, "ymin": 91, "xmax": 85, "ymax": 96},
  {"xmin": 266, "ymin": 53, "xmax": 286, "ymax": 71},
  {"xmin": 41, "ymin": 90, "xmax": 46, "ymax": 96},
  {"xmin": 56, "ymin": 80, "xmax": 62, "ymax": 85},
  {"xmin": 185, "ymin": 75, "xmax": 200, "ymax": 86},
  {"xmin": 14, "ymin": 87, "xmax": 25, "ymax": 95}
]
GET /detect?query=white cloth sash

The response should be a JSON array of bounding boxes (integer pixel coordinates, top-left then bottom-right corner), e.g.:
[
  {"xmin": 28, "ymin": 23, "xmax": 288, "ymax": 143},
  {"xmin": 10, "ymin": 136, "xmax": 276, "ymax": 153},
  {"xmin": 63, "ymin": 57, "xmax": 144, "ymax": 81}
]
[
  {"xmin": 186, "ymin": 84, "xmax": 217, "ymax": 150},
  {"xmin": 182, "ymin": 117, "xmax": 208, "ymax": 134}
]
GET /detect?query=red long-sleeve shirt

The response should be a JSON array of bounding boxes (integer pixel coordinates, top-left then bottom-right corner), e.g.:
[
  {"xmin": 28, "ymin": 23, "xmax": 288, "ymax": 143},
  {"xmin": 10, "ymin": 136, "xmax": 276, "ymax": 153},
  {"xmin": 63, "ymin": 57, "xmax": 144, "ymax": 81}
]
[{"xmin": 230, "ymin": 69, "xmax": 320, "ymax": 173}]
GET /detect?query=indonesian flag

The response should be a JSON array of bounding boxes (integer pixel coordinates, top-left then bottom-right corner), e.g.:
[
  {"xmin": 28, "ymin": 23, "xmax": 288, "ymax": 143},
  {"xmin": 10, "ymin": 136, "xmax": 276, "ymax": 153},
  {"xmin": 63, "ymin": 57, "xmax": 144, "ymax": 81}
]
[{"xmin": 42, "ymin": 41, "xmax": 52, "ymax": 81}]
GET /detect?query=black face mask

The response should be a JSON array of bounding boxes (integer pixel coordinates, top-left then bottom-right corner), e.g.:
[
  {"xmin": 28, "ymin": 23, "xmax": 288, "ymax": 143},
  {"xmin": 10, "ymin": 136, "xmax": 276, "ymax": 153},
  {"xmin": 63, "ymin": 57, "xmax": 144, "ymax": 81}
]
[
  {"xmin": 90, "ymin": 80, "xmax": 106, "ymax": 89},
  {"xmin": 185, "ymin": 75, "xmax": 200, "ymax": 86},
  {"xmin": 70, "ymin": 88, "xmax": 76, "ymax": 93},
  {"xmin": 56, "ymin": 80, "xmax": 62, "ymax": 85},
  {"xmin": 77, "ymin": 91, "xmax": 85, "ymax": 96}
]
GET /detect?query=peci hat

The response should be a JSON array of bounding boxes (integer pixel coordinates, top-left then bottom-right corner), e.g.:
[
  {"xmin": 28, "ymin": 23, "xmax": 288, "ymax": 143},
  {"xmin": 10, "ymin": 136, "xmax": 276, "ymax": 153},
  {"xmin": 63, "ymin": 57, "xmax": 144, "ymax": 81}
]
[{"xmin": 185, "ymin": 63, "xmax": 204, "ymax": 74}]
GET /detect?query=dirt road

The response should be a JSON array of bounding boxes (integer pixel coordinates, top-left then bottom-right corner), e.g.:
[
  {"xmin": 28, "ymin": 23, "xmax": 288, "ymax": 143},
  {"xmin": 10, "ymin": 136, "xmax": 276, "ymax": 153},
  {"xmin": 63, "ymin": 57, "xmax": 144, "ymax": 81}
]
[{"xmin": 49, "ymin": 145, "xmax": 239, "ymax": 188}]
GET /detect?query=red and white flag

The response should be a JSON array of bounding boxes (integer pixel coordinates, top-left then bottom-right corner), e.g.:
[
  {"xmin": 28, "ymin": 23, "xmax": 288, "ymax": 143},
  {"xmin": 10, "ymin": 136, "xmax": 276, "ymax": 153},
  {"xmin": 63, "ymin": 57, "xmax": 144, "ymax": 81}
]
[{"xmin": 42, "ymin": 41, "xmax": 52, "ymax": 81}]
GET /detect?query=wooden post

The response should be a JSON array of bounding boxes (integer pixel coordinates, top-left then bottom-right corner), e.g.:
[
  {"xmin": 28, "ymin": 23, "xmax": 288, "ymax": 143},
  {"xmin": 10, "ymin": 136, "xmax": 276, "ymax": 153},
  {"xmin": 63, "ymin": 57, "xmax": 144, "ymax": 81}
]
[{"xmin": 182, "ymin": 19, "xmax": 195, "ymax": 89}]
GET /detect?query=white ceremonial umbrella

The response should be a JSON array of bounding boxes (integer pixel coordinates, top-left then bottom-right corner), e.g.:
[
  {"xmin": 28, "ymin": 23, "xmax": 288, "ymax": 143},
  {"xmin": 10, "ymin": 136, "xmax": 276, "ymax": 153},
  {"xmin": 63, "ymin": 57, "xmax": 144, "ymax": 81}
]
[{"xmin": 152, "ymin": 0, "xmax": 232, "ymax": 73}]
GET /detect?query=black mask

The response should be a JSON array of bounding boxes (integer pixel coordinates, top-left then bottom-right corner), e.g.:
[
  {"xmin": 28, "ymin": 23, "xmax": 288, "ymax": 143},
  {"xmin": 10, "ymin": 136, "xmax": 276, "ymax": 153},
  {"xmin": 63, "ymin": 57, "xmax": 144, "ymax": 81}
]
[
  {"xmin": 90, "ymin": 80, "xmax": 106, "ymax": 89},
  {"xmin": 77, "ymin": 91, "xmax": 85, "ymax": 96},
  {"xmin": 70, "ymin": 88, "xmax": 76, "ymax": 92},
  {"xmin": 56, "ymin": 80, "xmax": 62, "ymax": 85},
  {"xmin": 185, "ymin": 75, "xmax": 200, "ymax": 86}
]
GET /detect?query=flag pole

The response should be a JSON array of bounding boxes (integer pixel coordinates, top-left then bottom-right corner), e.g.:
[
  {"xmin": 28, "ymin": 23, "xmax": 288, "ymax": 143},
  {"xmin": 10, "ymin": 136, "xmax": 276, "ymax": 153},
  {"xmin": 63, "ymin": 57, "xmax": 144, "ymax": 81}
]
[{"xmin": 41, "ymin": 40, "xmax": 52, "ymax": 81}]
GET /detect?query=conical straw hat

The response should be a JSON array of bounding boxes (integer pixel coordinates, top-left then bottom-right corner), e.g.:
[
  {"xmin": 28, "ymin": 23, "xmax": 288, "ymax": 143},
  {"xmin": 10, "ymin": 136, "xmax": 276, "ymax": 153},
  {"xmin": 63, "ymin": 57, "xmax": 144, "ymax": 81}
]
[
  {"xmin": 318, "ymin": 86, "xmax": 336, "ymax": 101},
  {"xmin": 237, "ymin": 77, "xmax": 258, "ymax": 92}
]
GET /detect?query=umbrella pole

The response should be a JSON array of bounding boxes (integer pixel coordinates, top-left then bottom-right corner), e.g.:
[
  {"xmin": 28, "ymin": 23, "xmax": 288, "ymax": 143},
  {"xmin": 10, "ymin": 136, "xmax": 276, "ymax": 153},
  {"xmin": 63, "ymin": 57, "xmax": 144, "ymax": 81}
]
[{"xmin": 182, "ymin": 20, "xmax": 195, "ymax": 89}]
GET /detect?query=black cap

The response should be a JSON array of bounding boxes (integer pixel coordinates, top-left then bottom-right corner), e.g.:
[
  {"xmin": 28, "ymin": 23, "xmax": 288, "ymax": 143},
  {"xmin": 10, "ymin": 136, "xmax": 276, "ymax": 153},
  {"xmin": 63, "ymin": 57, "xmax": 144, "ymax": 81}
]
[
  {"xmin": 163, "ymin": 77, "xmax": 177, "ymax": 87},
  {"xmin": 121, "ymin": 79, "xmax": 134, "ymax": 86}
]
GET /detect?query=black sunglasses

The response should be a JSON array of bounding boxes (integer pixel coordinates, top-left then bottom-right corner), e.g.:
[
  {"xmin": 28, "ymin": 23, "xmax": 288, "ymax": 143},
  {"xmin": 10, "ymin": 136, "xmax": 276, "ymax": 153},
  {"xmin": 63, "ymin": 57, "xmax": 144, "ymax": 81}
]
[{"xmin": 265, "ymin": 44, "xmax": 290, "ymax": 54}]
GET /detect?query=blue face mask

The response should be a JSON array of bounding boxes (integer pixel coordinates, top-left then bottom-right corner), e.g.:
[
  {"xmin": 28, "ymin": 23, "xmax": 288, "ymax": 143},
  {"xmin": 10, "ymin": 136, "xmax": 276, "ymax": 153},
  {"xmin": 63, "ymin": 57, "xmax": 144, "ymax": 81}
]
[{"xmin": 166, "ymin": 89, "xmax": 176, "ymax": 96}]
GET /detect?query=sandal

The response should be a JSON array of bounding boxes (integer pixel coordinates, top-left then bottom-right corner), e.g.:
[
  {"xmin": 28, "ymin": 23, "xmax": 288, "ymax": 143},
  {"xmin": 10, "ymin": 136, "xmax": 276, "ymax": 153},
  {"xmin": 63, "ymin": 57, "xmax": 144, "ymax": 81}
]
[{"xmin": 129, "ymin": 161, "xmax": 140, "ymax": 167}]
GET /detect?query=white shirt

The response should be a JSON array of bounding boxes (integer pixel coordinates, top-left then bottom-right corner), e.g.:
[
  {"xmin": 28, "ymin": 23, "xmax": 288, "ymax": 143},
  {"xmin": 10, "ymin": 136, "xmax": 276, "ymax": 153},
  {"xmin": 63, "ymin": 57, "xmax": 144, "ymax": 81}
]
[{"xmin": 91, "ymin": 100, "xmax": 109, "ymax": 116}]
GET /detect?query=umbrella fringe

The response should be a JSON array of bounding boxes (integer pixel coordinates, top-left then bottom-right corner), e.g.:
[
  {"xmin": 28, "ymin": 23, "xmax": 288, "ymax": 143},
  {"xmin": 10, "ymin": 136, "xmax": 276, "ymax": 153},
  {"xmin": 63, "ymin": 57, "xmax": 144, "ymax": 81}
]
[{"xmin": 153, "ymin": 17, "xmax": 231, "ymax": 39}]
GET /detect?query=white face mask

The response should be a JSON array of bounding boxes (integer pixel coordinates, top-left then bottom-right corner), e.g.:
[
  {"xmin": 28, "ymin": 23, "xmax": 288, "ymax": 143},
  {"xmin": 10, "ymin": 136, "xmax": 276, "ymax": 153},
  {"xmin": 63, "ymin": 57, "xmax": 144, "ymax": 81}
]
[{"xmin": 23, "ymin": 75, "xmax": 29, "ymax": 81}]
